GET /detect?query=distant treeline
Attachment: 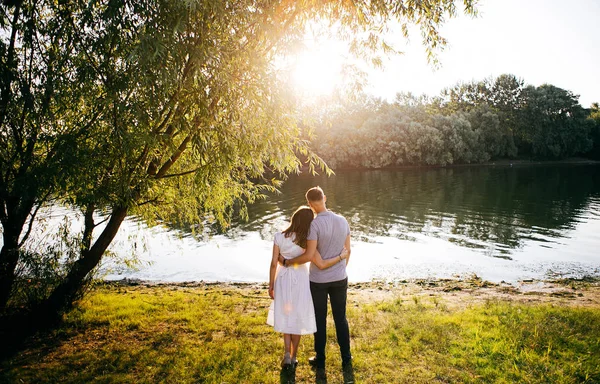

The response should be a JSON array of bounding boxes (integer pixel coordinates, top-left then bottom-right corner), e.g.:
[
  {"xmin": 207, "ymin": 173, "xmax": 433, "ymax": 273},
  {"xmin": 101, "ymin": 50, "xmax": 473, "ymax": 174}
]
[{"xmin": 312, "ymin": 74, "xmax": 600, "ymax": 168}]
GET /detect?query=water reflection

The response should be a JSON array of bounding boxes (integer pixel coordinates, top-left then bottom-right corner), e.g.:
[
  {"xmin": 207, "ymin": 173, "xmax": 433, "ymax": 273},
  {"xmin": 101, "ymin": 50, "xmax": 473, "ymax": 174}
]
[{"xmin": 226, "ymin": 165, "xmax": 600, "ymax": 259}]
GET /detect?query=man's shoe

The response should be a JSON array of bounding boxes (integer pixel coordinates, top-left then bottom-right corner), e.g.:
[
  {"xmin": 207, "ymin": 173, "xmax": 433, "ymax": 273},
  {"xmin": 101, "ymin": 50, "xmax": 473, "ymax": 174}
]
[
  {"xmin": 342, "ymin": 359, "xmax": 355, "ymax": 384},
  {"xmin": 342, "ymin": 358, "xmax": 353, "ymax": 369},
  {"xmin": 308, "ymin": 356, "xmax": 325, "ymax": 369},
  {"xmin": 315, "ymin": 367, "xmax": 327, "ymax": 384}
]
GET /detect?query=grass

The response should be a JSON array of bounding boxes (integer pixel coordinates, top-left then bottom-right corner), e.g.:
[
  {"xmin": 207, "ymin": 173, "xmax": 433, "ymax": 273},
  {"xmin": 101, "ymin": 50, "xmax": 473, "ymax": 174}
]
[{"xmin": 1, "ymin": 284, "xmax": 599, "ymax": 383}]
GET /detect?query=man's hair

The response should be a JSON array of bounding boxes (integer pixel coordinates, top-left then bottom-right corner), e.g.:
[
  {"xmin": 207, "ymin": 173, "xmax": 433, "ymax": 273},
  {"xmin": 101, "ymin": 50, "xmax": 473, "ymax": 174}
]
[{"xmin": 305, "ymin": 186, "xmax": 324, "ymax": 202}]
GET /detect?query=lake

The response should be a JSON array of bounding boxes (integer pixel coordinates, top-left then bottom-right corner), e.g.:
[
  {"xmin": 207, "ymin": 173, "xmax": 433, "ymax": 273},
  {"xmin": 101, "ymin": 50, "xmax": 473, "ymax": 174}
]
[{"xmin": 102, "ymin": 164, "xmax": 600, "ymax": 283}]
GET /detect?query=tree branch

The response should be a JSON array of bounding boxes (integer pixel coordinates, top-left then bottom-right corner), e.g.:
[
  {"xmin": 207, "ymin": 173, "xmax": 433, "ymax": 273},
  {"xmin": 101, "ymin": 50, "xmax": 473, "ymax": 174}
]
[
  {"xmin": 154, "ymin": 134, "xmax": 192, "ymax": 178},
  {"xmin": 137, "ymin": 198, "xmax": 159, "ymax": 207},
  {"xmin": 94, "ymin": 216, "xmax": 110, "ymax": 227},
  {"xmin": 152, "ymin": 56, "xmax": 194, "ymax": 134},
  {"xmin": 0, "ymin": 198, "xmax": 7, "ymax": 225},
  {"xmin": 81, "ymin": 203, "xmax": 95, "ymax": 252},
  {"xmin": 18, "ymin": 192, "xmax": 51, "ymax": 247},
  {"xmin": 0, "ymin": 3, "xmax": 21, "ymax": 128},
  {"xmin": 147, "ymin": 122, "xmax": 183, "ymax": 176},
  {"xmin": 158, "ymin": 166, "xmax": 205, "ymax": 179},
  {"xmin": 67, "ymin": 13, "xmax": 109, "ymax": 87}
]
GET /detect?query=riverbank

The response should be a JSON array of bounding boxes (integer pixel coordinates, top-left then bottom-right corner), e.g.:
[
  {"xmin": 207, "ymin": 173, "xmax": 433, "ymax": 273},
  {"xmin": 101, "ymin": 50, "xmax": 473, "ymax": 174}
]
[
  {"xmin": 102, "ymin": 275, "xmax": 600, "ymax": 307},
  {"xmin": 2, "ymin": 277, "xmax": 599, "ymax": 383}
]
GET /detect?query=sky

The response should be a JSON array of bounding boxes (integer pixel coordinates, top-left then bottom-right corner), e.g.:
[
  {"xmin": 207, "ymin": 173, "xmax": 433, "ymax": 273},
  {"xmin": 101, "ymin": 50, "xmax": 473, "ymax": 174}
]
[{"xmin": 365, "ymin": 0, "xmax": 600, "ymax": 107}]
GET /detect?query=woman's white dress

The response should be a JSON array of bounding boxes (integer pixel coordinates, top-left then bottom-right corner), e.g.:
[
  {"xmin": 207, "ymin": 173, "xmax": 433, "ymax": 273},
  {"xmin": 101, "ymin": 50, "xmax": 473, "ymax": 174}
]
[{"xmin": 267, "ymin": 232, "xmax": 317, "ymax": 335}]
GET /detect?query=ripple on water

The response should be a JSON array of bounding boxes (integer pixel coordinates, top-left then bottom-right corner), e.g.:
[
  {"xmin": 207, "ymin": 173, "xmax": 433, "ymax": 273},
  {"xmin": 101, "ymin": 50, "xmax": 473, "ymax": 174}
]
[{"xmin": 9, "ymin": 165, "xmax": 600, "ymax": 283}]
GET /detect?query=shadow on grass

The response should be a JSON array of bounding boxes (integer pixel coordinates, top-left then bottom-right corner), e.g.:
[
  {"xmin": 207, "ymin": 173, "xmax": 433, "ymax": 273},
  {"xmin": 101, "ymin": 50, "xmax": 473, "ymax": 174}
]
[
  {"xmin": 279, "ymin": 365, "xmax": 296, "ymax": 384},
  {"xmin": 0, "ymin": 325, "xmax": 178, "ymax": 383},
  {"xmin": 3, "ymin": 287, "xmax": 600, "ymax": 383},
  {"xmin": 0, "ymin": 309, "xmax": 73, "ymax": 363}
]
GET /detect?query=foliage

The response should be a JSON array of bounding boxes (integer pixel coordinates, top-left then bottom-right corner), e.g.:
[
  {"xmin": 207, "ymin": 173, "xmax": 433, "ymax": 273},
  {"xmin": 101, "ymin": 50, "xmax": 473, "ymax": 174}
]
[
  {"xmin": 0, "ymin": 0, "xmax": 103, "ymax": 309},
  {"xmin": 586, "ymin": 102, "xmax": 600, "ymax": 159},
  {"xmin": 591, "ymin": 103, "xmax": 600, "ymax": 121},
  {"xmin": 519, "ymin": 85, "xmax": 592, "ymax": 158},
  {"xmin": 314, "ymin": 101, "xmax": 507, "ymax": 168},
  {"xmin": 1, "ymin": 0, "xmax": 479, "ymax": 316},
  {"xmin": 9, "ymin": 218, "xmax": 92, "ymax": 311},
  {"xmin": 312, "ymin": 74, "xmax": 596, "ymax": 169},
  {"xmin": 1, "ymin": 285, "xmax": 599, "ymax": 383}
]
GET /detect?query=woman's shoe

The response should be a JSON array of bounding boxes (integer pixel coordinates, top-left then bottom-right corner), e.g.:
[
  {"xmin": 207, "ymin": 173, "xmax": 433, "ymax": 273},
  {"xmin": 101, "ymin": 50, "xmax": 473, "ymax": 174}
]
[{"xmin": 280, "ymin": 354, "xmax": 292, "ymax": 368}]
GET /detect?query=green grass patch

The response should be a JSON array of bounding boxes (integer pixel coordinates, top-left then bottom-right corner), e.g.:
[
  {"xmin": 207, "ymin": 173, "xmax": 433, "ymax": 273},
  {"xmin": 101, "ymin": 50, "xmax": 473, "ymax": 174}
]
[{"xmin": 2, "ymin": 286, "xmax": 599, "ymax": 383}]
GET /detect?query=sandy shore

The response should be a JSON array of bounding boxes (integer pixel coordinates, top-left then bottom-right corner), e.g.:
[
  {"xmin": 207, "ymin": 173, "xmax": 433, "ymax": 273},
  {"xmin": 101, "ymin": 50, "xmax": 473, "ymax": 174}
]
[{"xmin": 101, "ymin": 276, "xmax": 600, "ymax": 308}]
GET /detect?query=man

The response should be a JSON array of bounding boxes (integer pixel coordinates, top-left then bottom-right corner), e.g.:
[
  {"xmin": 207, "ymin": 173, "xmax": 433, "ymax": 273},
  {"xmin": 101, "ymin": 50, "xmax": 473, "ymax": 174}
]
[{"xmin": 281, "ymin": 186, "xmax": 352, "ymax": 372}]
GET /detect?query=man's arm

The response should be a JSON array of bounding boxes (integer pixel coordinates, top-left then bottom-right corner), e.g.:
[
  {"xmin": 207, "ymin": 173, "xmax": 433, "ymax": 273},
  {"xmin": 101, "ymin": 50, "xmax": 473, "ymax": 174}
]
[
  {"xmin": 285, "ymin": 239, "xmax": 318, "ymax": 266},
  {"xmin": 343, "ymin": 234, "xmax": 351, "ymax": 266},
  {"xmin": 313, "ymin": 249, "xmax": 349, "ymax": 269}
]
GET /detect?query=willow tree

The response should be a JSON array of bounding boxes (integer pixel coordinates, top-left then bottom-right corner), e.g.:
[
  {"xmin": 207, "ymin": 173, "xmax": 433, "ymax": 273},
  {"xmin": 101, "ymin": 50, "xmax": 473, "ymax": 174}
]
[
  {"xmin": 1, "ymin": 0, "xmax": 478, "ymax": 318},
  {"xmin": 0, "ymin": 1, "xmax": 103, "ymax": 309}
]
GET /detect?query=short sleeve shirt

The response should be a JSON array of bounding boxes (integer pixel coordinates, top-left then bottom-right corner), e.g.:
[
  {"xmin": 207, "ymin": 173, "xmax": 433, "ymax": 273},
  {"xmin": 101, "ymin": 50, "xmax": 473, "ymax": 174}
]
[
  {"xmin": 307, "ymin": 211, "xmax": 350, "ymax": 283},
  {"xmin": 274, "ymin": 232, "xmax": 304, "ymax": 259}
]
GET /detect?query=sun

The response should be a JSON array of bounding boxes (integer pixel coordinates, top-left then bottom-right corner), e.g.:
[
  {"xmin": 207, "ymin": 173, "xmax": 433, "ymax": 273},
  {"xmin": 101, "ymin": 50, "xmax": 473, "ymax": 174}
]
[{"xmin": 290, "ymin": 40, "xmax": 345, "ymax": 97}]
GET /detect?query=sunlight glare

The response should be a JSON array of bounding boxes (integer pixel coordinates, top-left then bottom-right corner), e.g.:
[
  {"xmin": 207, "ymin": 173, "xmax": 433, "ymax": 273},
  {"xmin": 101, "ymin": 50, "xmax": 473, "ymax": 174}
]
[{"xmin": 291, "ymin": 40, "xmax": 345, "ymax": 97}]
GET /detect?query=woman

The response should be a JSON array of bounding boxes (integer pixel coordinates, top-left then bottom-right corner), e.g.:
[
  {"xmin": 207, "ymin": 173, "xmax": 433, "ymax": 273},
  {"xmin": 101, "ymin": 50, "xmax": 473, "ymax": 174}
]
[{"xmin": 267, "ymin": 206, "xmax": 348, "ymax": 368}]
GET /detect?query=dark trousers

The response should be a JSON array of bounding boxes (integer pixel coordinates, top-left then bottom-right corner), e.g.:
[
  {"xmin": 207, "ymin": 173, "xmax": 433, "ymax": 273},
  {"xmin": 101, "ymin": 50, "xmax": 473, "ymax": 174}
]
[{"xmin": 310, "ymin": 277, "xmax": 351, "ymax": 365}]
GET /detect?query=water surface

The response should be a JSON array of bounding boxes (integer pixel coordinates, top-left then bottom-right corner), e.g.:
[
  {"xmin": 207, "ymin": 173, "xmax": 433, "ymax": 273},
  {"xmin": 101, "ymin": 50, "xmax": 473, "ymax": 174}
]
[{"xmin": 103, "ymin": 164, "xmax": 600, "ymax": 283}]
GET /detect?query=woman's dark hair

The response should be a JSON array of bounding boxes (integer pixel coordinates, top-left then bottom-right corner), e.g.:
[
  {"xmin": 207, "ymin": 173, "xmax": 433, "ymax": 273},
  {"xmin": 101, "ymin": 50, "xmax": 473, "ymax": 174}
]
[{"xmin": 282, "ymin": 206, "xmax": 315, "ymax": 249}]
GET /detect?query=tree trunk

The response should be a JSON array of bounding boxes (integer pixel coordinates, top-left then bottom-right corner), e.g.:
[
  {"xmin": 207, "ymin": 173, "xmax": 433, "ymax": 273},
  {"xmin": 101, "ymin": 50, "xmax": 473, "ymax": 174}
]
[
  {"xmin": 39, "ymin": 205, "xmax": 128, "ymax": 319},
  {"xmin": 0, "ymin": 199, "xmax": 33, "ymax": 311},
  {"xmin": 0, "ymin": 233, "xmax": 20, "ymax": 311}
]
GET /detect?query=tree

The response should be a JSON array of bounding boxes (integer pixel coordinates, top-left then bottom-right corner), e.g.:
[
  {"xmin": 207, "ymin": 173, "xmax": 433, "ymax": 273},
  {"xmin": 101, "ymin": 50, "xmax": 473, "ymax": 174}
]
[
  {"xmin": 439, "ymin": 74, "xmax": 523, "ymax": 158},
  {"xmin": 488, "ymin": 74, "xmax": 524, "ymax": 111},
  {"xmin": 586, "ymin": 102, "xmax": 600, "ymax": 159},
  {"xmin": 311, "ymin": 75, "xmax": 594, "ymax": 169},
  {"xmin": 0, "ymin": 1, "xmax": 102, "ymax": 309},
  {"xmin": 440, "ymin": 80, "xmax": 490, "ymax": 114},
  {"xmin": 519, "ymin": 85, "xmax": 592, "ymax": 158},
  {"xmin": 1, "ymin": 0, "xmax": 479, "ymax": 320}
]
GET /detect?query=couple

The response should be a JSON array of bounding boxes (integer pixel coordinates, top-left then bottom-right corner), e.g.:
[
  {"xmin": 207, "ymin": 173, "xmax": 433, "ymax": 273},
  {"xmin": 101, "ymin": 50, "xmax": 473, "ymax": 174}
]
[{"xmin": 267, "ymin": 186, "xmax": 352, "ymax": 375}]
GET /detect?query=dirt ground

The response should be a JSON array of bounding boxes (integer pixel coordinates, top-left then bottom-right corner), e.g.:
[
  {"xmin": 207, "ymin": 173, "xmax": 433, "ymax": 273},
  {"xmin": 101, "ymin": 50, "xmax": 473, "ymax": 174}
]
[
  {"xmin": 346, "ymin": 277, "xmax": 600, "ymax": 308},
  {"xmin": 104, "ymin": 276, "xmax": 600, "ymax": 308}
]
